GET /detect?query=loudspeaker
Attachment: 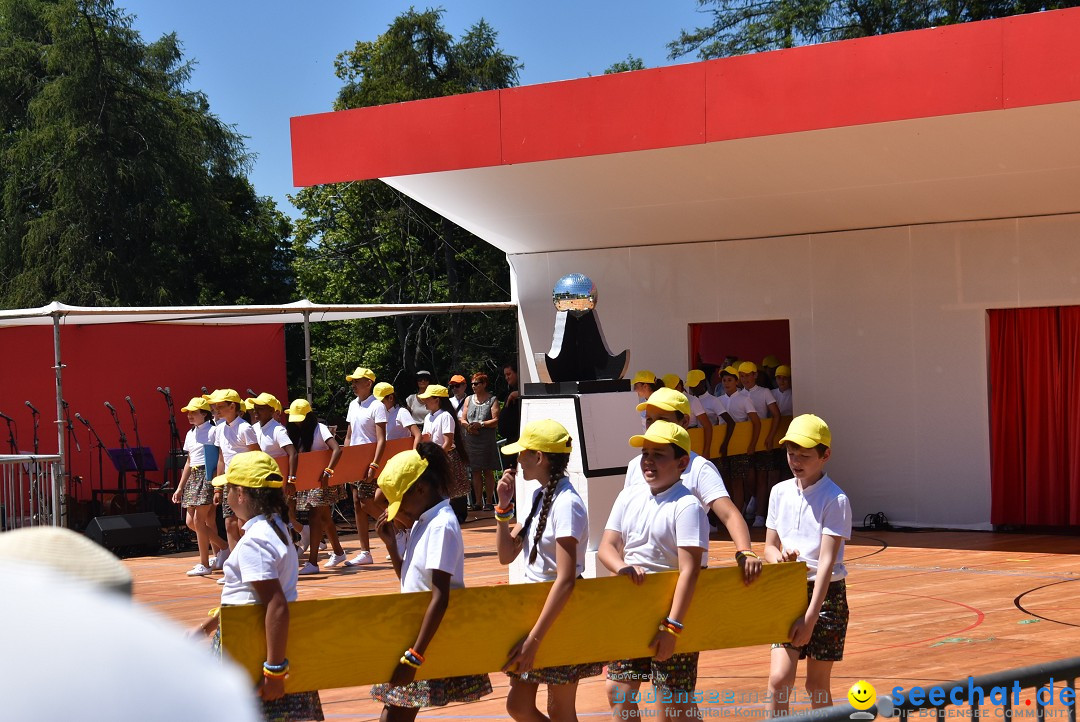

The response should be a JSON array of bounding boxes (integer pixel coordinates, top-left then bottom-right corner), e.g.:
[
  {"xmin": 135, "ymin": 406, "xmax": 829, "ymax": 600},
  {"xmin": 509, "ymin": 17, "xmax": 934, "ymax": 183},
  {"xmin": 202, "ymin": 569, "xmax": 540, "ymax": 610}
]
[{"xmin": 86, "ymin": 512, "xmax": 161, "ymax": 556}]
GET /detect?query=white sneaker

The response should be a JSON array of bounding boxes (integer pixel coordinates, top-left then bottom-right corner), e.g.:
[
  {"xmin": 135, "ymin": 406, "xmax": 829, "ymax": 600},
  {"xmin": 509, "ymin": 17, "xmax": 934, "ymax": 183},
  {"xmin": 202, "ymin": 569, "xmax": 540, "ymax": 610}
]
[
  {"xmin": 385, "ymin": 553, "xmax": 392, "ymax": 561},
  {"xmin": 345, "ymin": 550, "xmax": 373, "ymax": 566},
  {"xmin": 217, "ymin": 576, "xmax": 226, "ymax": 585},
  {"xmin": 186, "ymin": 564, "xmax": 212, "ymax": 577},
  {"xmin": 298, "ymin": 525, "xmax": 310, "ymax": 554},
  {"xmin": 210, "ymin": 548, "xmax": 229, "ymax": 571},
  {"xmin": 753, "ymin": 515, "xmax": 766, "ymax": 528},
  {"xmin": 298, "ymin": 562, "xmax": 320, "ymax": 575},
  {"xmin": 744, "ymin": 497, "xmax": 757, "ymax": 518},
  {"xmin": 325, "ymin": 552, "xmax": 348, "ymax": 568},
  {"xmin": 319, "ymin": 540, "xmax": 327, "ymax": 550}
]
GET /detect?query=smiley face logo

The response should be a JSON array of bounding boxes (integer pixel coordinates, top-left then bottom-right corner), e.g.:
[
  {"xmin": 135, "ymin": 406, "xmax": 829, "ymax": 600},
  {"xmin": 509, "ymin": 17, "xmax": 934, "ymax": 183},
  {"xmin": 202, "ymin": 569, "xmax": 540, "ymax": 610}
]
[{"xmin": 848, "ymin": 680, "xmax": 877, "ymax": 711}]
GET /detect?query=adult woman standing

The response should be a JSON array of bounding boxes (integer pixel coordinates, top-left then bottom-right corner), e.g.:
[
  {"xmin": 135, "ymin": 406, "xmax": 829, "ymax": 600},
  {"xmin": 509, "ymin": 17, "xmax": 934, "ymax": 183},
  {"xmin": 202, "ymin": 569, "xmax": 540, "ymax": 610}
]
[{"xmin": 460, "ymin": 372, "xmax": 501, "ymax": 511}]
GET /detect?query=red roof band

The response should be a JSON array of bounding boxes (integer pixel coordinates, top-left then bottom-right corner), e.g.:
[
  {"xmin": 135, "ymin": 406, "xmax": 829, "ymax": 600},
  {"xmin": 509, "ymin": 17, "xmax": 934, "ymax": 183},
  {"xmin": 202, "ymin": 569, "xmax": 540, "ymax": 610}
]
[{"xmin": 291, "ymin": 7, "xmax": 1080, "ymax": 186}]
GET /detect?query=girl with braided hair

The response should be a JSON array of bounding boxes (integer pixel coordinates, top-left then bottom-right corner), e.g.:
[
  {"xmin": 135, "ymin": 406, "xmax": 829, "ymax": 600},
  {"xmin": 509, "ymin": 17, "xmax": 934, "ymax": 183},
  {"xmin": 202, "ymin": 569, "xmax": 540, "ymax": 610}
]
[{"xmin": 494, "ymin": 420, "xmax": 602, "ymax": 722}]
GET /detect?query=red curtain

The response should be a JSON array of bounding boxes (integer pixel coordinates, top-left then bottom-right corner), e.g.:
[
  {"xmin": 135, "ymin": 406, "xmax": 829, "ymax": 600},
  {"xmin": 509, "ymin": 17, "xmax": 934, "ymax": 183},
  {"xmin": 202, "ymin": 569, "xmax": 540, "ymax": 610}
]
[{"xmin": 989, "ymin": 307, "xmax": 1078, "ymax": 527}]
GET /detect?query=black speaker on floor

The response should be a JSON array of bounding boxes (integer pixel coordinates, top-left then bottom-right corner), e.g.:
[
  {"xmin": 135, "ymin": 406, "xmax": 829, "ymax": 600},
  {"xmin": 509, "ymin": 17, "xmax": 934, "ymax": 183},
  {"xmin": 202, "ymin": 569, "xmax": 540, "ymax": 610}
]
[{"xmin": 86, "ymin": 512, "xmax": 161, "ymax": 557}]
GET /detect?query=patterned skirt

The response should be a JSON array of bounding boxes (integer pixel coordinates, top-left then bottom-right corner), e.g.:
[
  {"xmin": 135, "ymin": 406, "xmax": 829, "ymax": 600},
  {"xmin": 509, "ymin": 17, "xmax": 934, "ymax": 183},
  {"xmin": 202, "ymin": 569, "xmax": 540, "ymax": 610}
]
[
  {"xmin": 181, "ymin": 466, "xmax": 213, "ymax": 507},
  {"xmin": 296, "ymin": 484, "xmax": 346, "ymax": 511},
  {"xmin": 371, "ymin": 673, "xmax": 492, "ymax": 709},
  {"xmin": 446, "ymin": 448, "xmax": 471, "ymax": 499},
  {"xmin": 507, "ymin": 661, "xmax": 605, "ymax": 686},
  {"xmin": 212, "ymin": 629, "xmax": 324, "ymax": 721}
]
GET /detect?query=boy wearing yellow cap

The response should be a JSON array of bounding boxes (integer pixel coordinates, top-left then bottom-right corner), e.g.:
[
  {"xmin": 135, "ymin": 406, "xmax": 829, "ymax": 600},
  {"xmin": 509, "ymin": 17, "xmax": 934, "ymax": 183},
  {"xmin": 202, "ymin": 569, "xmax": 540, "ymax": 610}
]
[
  {"xmin": 601, "ymin": 421, "xmax": 708, "ymax": 720},
  {"xmin": 764, "ymin": 414, "xmax": 852, "ymax": 716},
  {"xmin": 625, "ymin": 388, "xmax": 760, "ymax": 583},
  {"xmin": 343, "ymin": 367, "xmax": 387, "ymax": 566}
]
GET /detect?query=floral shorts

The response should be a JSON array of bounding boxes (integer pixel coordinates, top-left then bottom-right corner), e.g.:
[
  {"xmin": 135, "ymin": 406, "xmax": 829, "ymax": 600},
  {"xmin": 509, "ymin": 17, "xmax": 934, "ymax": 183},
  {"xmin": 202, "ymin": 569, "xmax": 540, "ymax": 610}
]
[
  {"xmin": 371, "ymin": 673, "xmax": 492, "ymax": 708},
  {"xmin": 507, "ymin": 661, "xmax": 604, "ymax": 686},
  {"xmin": 351, "ymin": 479, "xmax": 378, "ymax": 500},
  {"xmin": 607, "ymin": 652, "xmax": 699, "ymax": 693},
  {"xmin": 720, "ymin": 454, "xmax": 751, "ymax": 485},
  {"xmin": 752, "ymin": 450, "xmax": 773, "ymax": 472},
  {"xmin": 773, "ymin": 579, "xmax": 849, "ymax": 661},
  {"xmin": 181, "ymin": 466, "xmax": 213, "ymax": 507},
  {"xmin": 297, "ymin": 484, "xmax": 346, "ymax": 511}
]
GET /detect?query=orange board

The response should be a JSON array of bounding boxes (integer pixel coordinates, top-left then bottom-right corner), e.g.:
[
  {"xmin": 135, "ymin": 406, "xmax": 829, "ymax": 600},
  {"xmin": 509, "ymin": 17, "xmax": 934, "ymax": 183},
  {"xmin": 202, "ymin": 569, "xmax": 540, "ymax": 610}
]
[{"xmin": 275, "ymin": 437, "xmax": 415, "ymax": 491}]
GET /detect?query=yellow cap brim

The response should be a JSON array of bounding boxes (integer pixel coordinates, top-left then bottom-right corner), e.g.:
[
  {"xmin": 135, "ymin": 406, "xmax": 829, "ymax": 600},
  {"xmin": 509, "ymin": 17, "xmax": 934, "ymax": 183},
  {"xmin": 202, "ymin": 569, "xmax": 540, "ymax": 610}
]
[
  {"xmin": 288, "ymin": 412, "xmax": 306, "ymax": 423},
  {"xmin": 778, "ymin": 432, "xmax": 822, "ymax": 449},
  {"xmin": 628, "ymin": 432, "xmax": 690, "ymax": 454},
  {"xmin": 210, "ymin": 474, "xmax": 228, "ymax": 488},
  {"xmin": 501, "ymin": 441, "xmax": 526, "ymax": 455},
  {"xmin": 385, "ymin": 499, "xmax": 402, "ymax": 522}
]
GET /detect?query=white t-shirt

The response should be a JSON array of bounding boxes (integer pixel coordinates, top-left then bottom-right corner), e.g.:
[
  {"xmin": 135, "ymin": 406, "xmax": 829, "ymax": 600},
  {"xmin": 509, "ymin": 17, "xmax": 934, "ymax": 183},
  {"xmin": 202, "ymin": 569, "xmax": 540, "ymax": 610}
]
[
  {"xmin": 220, "ymin": 514, "xmax": 299, "ymax": 605},
  {"xmin": 386, "ymin": 406, "xmax": 418, "ymax": 441},
  {"xmin": 253, "ymin": 418, "xmax": 293, "ymax": 458},
  {"xmin": 623, "ymin": 451, "xmax": 730, "ymax": 509},
  {"xmin": 695, "ymin": 392, "xmax": 725, "ymax": 425},
  {"xmin": 773, "ymin": 388, "xmax": 793, "ymax": 416},
  {"xmin": 211, "ymin": 416, "xmax": 257, "ymax": 469},
  {"xmin": 346, "ymin": 395, "xmax": 387, "ymax": 445},
  {"xmin": 422, "ymin": 409, "xmax": 456, "ymax": 447},
  {"xmin": 722, "ymin": 391, "xmax": 753, "ymax": 422},
  {"xmin": 310, "ymin": 422, "xmax": 333, "ymax": 451},
  {"xmin": 183, "ymin": 421, "xmax": 214, "ymax": 467},
  {"xmin": 766, "ymin": 474, "xmax": 852, "ymax": 582},
  {"xmin": 686, "ymin": 393, "xmax": 707, "ymax": 428},
  {"xmin": 520, "ymin": 478, "xmax": 588, "ymax": 582},
  {"xmin": 401, "ymin": 499, "xmax": 465, "ymax": 592},
  {"xmin": 605, "ymin": 482, "xmax": 708, "ymax": 573},
  {"xmin": 741, "ymin": 385, "xmax": 777, "ymax": 418}
]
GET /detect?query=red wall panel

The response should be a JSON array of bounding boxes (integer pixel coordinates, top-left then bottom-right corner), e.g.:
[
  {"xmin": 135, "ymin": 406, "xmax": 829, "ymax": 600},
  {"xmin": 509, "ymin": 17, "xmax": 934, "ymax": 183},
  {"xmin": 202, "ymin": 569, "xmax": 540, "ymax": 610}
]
[{"xmin": 0, "ymin": 324, "xmax": 286, "ymax": 501}]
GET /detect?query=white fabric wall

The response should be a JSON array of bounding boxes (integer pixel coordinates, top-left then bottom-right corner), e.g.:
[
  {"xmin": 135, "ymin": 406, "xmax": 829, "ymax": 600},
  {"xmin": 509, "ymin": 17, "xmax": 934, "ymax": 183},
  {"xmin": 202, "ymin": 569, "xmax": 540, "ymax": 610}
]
[{"xmin": 508, "ymin": 213, "xmax": 1080, "ymax": 528}]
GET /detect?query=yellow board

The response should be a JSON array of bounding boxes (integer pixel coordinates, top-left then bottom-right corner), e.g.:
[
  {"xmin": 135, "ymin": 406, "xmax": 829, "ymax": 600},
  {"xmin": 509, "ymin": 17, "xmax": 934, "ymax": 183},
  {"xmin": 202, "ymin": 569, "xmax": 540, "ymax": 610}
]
[
  {"xmin": 687, "ymin": 416, "xmax": 793, "ymax": 457},
  {"xmin": 221, "ymin": 562, "xmax": 808, "ymax": 692},
  {"xmin": 275, "ymin": 438, "xmax": 414, "ymax": 491}
]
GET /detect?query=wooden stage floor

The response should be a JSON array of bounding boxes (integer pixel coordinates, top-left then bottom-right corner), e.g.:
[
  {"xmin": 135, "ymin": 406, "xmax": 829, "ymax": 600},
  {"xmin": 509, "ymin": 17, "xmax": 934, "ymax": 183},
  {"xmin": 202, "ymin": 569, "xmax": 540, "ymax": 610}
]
[{"xmin": 128, "ymin": 519, "xmax": 1080, "ymax": 720}]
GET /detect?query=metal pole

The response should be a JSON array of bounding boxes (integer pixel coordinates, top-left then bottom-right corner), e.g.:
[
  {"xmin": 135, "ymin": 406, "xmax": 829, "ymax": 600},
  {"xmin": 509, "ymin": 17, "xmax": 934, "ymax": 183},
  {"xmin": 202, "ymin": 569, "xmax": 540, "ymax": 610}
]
[
  {"xmin": 304, "ymin": 310, "xmax": 313, "ymax": 403},
  {"xmin": 52, "ymin": 314, "xmax": 65, "ymax": 527}
]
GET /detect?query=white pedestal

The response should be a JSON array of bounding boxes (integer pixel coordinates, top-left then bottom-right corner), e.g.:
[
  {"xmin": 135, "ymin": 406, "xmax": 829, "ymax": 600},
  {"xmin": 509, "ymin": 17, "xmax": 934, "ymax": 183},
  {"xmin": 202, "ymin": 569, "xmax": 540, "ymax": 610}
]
[{"xmin": 508, "ymin": 392, "xmax": 640, "ymax": 583}]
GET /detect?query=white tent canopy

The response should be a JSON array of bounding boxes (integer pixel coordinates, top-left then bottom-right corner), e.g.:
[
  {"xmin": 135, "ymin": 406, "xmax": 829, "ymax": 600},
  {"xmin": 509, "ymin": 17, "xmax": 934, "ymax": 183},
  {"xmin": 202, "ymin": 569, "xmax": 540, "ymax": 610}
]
[
  {"xmin": 3, "ymin": 299, "xmax": 516, "ymax": 527},
  {"xmin": 0, "ymin": 299, "xmax": 515, "ymax": 327}
]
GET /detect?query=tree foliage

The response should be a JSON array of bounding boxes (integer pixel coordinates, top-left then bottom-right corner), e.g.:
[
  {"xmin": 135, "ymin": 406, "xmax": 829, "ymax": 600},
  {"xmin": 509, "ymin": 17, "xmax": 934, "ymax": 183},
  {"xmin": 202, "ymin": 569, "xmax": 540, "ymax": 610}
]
[
  {"xmin": 0, "ymin": 0, "xmax": 292, "ymax": 307},
  {"xmin": 605, "ymin": 55, "xmax": 646, "ymax": 74},
  {"xmin": 669, "ymin": 0, "xmax": 1080, "ymax": 59},
  {"xmin": 290, "ymin": 8, "xmax": 521, "ymax": 409}
]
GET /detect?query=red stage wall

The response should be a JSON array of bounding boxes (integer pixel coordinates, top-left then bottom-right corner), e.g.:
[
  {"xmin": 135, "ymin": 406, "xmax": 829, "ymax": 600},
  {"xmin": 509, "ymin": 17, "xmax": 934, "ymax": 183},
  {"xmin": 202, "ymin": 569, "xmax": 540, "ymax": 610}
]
[
  {"xmin": 689, "ymin": 320, "xmax": 791, "ymax": 371},
  {"xmin": 0, "ymin": 323, "xmax": 286, "ymax": 501}
]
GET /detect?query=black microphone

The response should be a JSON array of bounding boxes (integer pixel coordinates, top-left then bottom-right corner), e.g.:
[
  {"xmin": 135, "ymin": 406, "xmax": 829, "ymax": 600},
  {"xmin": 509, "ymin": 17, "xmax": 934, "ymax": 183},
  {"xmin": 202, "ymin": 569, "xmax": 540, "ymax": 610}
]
[
  {"xmin": 164, "ymin": 386, "xmax": 171, "ymax": 396},
  {"xmin": 125, "ymin": 395, "xmax": 136, "ymax": 413},
  {"xmin": 0, "ymin": 410, "xmax": 13, "ymax": 422},
  {"xmin": 25, "ymin": 401, "xmax": 39, "ymax": 415},
  {"xmin": 104, "ymin": 401, "xmax": 116, "ymax": 411},
  {"xmin": 246, "ymin": 388, "xmax": 257, "ymax": 397},
  {"xmin": 75, "ymin": 413, "xmax": 90, "ymax": 428},
  {"xmin": 156, "ymin": 386, "xmax": 167, "ymax": 396},
  {"xmin": 201, "ymin": 386, "xmax": 209, "ymax": 394}
]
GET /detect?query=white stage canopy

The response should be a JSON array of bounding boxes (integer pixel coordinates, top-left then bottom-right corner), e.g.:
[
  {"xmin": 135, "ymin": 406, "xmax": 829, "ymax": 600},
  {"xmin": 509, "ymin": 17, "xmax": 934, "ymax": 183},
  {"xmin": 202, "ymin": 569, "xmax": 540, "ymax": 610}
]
[{"xmin": 0, "ymin": 299, "xmax": 515, "ymax": 327}]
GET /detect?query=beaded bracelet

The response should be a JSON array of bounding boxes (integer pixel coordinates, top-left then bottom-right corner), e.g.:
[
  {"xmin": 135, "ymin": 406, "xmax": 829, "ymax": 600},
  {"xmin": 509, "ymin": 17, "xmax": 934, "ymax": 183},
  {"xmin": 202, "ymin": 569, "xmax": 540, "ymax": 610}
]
[
  {"xmin": 658, "ymin": 623, "xmax": 681, "ymax": 636},
  {"xmin": 405, "ymin": 647, "xmax": 425, "ymax": 665},
  {"xmin": 494, "ymin": 510, "xmax": 515, "ymax": 523},
  {"xmin": 664, "ymin": 617, "xmax": 684, "ymax": 630},
  {"xmin": 399, "ymin": 655, "xmax": 420, "ymax": 669},
  {"xmin": 323, "ymin": 467, "xmax": 335, "ymax": 476},
  {"xmin": 263, "ymin": 658, "xmax": 289, "ymax": 676},
  {"xmin": 735, "ymin": 550, "xmax": 759, "ymax": 562},
  {"xmin": 369, "ymin": 462, "xmax": 381, "ymax": 469},
  {"xmin": 493, "ymin": 503, "xmax": 514, "ymax": 515},
  {"xmin": 263, "ymin": 667, "xmax": 289, "ymax": 679},
  {"xmin": 286, "ymin": 475, "xmax": 297, "ymax": 482}
]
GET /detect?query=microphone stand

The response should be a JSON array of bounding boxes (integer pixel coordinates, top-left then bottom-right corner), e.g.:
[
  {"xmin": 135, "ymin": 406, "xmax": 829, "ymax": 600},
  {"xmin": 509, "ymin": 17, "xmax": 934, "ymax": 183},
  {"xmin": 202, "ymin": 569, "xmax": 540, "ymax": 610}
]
[
  {"xmin": 105, "ymin": 402, "xmax": 130, "ymax": 502},
  {"xmin": 62, "ymin": 400, "xmax": 81, "ymax": 498},
  {"xmin": 158, "ymin": 387, "xmax": 181, "ymax": 491},
  {"xmin": 76, "ymin": 414, "xmax": 106, "ymax": 512},
  {"xmin": 2, "ymin": 415, "xmax": 16, "ymax": 454},
  {"xmin": 27, "ymin": 404, "xmax": 40, "ymax": 455},
  {"xmin": 125, "ymin": 397, "xmax": 148, "ymax": 496}
]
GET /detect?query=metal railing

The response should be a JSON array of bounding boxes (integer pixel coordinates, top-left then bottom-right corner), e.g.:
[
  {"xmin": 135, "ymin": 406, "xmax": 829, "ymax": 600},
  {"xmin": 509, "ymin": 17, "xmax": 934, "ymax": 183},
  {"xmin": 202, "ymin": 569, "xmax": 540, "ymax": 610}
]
[
  {"xmin": 789, "ymin": 656, "xmax": 1079, "ymax": 721},
  {"xmin": 0, "ymin": 455, "xmax": 63, "ymax": 530}
]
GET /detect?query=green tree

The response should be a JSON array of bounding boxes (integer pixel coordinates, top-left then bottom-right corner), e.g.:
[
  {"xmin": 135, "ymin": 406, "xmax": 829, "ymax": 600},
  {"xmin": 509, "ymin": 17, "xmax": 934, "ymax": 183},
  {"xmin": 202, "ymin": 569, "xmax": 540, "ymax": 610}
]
[
  {"xmin": 0, "ymin": 0, "xmax": 292, "ymax": 307},
  {"xmin": 605, "ymin": 55, "xmax": 646, "ymax": 74},
  {"xmin": 669, "ymin": 0, "xmax": 1080, "ymax": 59},
  {"xmin": 290, "ymin": 8, "xmax": 521, "ymax": 409}
]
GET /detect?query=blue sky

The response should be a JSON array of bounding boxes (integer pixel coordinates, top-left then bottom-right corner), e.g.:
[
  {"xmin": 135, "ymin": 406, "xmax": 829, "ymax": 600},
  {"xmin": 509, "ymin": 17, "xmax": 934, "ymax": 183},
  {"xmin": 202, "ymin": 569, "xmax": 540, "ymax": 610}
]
[{"xmin": 121, "ymin": 1, "xmax": 707, "ymax": 218}]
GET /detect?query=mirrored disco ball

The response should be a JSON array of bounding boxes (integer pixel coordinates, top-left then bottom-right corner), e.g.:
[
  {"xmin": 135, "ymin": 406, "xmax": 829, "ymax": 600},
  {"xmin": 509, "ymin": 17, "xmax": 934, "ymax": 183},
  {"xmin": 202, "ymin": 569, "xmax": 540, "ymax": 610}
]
[{"xmin": 552, "ymin": 273, "xmax": 598, "ymax": 313}]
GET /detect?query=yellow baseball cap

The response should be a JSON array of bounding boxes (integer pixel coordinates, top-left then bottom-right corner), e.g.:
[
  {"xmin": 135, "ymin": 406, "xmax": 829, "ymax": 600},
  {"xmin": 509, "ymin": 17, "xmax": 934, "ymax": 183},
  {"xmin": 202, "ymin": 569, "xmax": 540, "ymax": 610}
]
[
  {"xmin": 775, "ymin": 365, "xmax": 791, "ymax": 378},
  {"xmin": 636, "ymin": 387, "xmax": 691, "ymax": 416},
  {"xmin": 373, "ymin": 382, "xmax": 394, "ymax": 400},
  {"xmin": 243, "ymin": 398, "xmax": 256, "ymax": 411},
  {"xmin": 686, "ymin": 369, "xmax": 706, "ymax": 388},
  {"xmin": 738, "ymin": 361, "xmax": 758, "ymax": 374},
  {"xmin": 722, "ymin": 365, "xmax": 740, "ymax": 378},
  {"xmin": 780, "ymin": 414, "xmax": 831, "ymax": 449},
  {"xmin": 418, "ymin": 384, "xmax": 449, "ymax": 399},
  {"xmin": 629, "ymin": 420, "xmax": 691, "ymax": 454},
  {"xmin": 378, "ymin": 450, "xmax": 430, "ymax": 521},
  {"xmin": 762, "ymin": 355, "xmax": 780, "ymax": 368},
  {"xmin": 502, "ymin": 419, "xmax": 572, "ymax": 455},
  {"xmin": 346, "ymin": 367, "xmax": 376, "ymax": 382},
  {"xmin": 661, "ymin": 373, "xmax": 681, "ymax": 389},
  {"xmin": 181, "ymin": 397, "xmax": 210, "ymax": 413},
  {"xmin": 631, "ymin": 369, "xmax": 656, "ymax": 385},
  {"xmin": 287, "ymin": 398, "xmax": 312, "ymax": 423},
  {"xmin": 211, "ymin": 451, "xmax": 284, "ymax": 488},
  {"xmin": 207, "ymin": 388, "xmax": 242, "ymax": 405},
  {"xmin": 251, "ymin": 392, "xmax": 282, "ymax": 412}
]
